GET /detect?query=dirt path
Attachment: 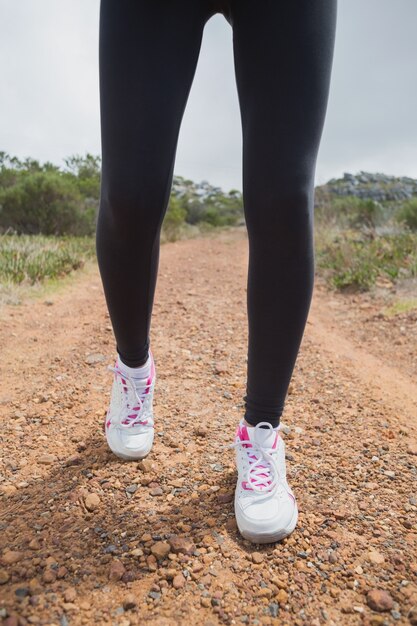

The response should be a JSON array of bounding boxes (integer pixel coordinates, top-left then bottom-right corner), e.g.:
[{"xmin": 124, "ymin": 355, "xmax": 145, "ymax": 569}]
[{"xmin": 0, "ymin": 229, "xmax": 416, "ymax": 626}]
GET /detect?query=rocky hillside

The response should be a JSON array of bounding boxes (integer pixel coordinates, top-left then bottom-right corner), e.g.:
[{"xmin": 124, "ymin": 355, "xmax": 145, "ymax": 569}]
[{"xmin": 317, "ymin": 171, "xmax": 417, "ymax": 203}]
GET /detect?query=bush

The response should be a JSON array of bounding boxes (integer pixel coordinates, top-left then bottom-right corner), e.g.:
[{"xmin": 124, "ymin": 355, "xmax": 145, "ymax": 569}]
[
  {"xmin": 0, "ymin": 232, "xmax": 95, "ymax": 284},
  {"xmin": 0, "ymin": 171, "xmax": 96, "ymax": 236},
  {"xmin": 396, "ymin": 197, "xmax": 417, "ymax": 231},
  {"xmin": 162, "ymin": 196, "xmax": 187, "ymax": 242},
  {"xmin": 329, "ymin": 196, "xmax": 383, "ymax": 230},
  {"xmin": 315, "ymin": 228, "xmax": 417, "ymax": 292}
]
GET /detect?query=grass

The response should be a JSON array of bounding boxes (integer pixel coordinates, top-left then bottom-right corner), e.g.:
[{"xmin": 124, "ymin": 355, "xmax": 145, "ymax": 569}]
[
  {"xmin": 382, "ymin": 298, "xmax": 417, "ymax": 317},
  {"xmin": 0, "ymin": 233, "xmax": 96, "ymax": 308},
  {"xmin": 1, "ymin": 223, "xmax": 417, "ymax": 305},
  {"xmin": 315, "ymin": 226, "xmax": 417, "ymax": 292},
  {"xmin": 0, "ymin": 233, "xmax": 96, "ymax": 285}
]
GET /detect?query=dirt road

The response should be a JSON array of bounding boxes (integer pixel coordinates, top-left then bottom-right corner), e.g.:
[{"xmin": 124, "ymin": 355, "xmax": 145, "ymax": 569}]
[{"xmin": 1, "ymin": 229, "xmax": 416, "ymax": 626}]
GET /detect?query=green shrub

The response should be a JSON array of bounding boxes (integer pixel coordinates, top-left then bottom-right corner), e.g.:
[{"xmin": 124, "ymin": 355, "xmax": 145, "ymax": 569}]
[
  {"xmin": 396, "ymin": 197, "xmax": 417, "ymax": 231},
  {"xmin": 0, "ymin": 171, "xmax": 95, "ymax": 236},
  {"xmin": 316, "ymin": 228, "xmax": 417, "ymax": 292},
  {"xmin": 162, "ymin": 196, "xmax": 187, "ymax": 242},
  {"xmin": 329, "ymin": 196, "xmax": 383, "ymax": 230},
  {"xmin": 0, "ymin": 233, "xmax": 95, "ymax": 284}
]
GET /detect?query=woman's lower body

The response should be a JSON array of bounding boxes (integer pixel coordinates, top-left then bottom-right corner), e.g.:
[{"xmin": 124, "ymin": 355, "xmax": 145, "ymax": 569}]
[
  {"xmin": 97, "ymin": 0, "xmax": 337, "ymax": 542},
  {"xmin": 97, "ymin": 0, "xmax": 337, "ymax": 543}
]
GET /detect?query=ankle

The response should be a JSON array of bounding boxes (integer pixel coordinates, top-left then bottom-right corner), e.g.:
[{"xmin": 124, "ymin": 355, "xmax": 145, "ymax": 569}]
[{"xmin": 241, "ymin": 418, "xmax": 279, "ymax": 430}]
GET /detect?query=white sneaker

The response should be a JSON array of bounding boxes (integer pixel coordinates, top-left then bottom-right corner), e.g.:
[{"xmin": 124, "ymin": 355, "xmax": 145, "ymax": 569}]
[
  {"xmin": 230, "ymin": 420, "xmax": 298, "ymax": 544},
  {"xmin": 104, "ymin": 350, "xmax": 156, "ymax": 460}
]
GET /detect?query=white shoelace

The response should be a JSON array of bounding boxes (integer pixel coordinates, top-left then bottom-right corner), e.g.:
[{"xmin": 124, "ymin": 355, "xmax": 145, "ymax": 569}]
[
  {"xmin": 108, "ymin": 364, "xmax": 153, "ymax": 429},
  {"xmin": 229, "ymin": 422, "xmax": 282, "ymax": 495}
]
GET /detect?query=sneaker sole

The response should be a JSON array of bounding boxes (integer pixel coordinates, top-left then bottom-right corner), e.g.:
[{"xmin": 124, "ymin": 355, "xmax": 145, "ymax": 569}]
[
  {"xmin": 104, "ymin": 353, "xmax": 156, "ymax": 462},
  {"xmin": 107, "ymin": 446, "xmax": 152, "ymax": 461},
  {"xmin": 236, "ymin": 500, "xmax": 298, "ymax": 544}
]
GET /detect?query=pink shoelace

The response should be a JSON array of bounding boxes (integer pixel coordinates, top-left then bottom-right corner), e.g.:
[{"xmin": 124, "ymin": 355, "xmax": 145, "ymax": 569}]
[{"xmin": 107, "ymin": 361, "xmax": 154, "ymax": 428}]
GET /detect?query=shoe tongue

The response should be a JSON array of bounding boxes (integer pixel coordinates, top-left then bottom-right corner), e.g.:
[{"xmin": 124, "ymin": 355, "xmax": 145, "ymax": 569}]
[
  {"xmin": 238, "ymin": 423, "xmax": 277, "ymax": 491},
  {"xmin": 249, "ymin": 425, "xmax": 276, "ymax": 450}
]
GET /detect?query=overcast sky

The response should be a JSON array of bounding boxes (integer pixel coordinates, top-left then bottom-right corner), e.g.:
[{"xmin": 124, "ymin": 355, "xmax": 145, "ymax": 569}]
[{"xmin": 1, "ymin": 0, "xmax": 416, "ymax": 192}]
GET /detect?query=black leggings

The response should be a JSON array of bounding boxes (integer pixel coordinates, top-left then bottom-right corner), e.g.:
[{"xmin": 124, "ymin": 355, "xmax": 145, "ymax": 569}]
[{"xmin": 96, "ymin": 0, "xmax": 337, "ymax": 427}]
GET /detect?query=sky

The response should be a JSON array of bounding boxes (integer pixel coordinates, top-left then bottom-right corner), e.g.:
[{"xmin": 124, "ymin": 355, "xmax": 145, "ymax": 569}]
[{"xmin": 1, "ymin": 0, "xmax": 416, "ymax": 192}]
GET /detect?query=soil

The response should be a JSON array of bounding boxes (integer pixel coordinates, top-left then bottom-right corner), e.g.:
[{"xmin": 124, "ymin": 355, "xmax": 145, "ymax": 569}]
[{"xmin": 0, "ymin": 228, "xmax": 416, "ymax": 626}]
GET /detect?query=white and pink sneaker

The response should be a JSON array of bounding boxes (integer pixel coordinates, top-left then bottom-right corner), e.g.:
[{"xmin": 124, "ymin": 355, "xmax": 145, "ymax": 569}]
[
  {"xmin": 230, "ymin": 420, "xmax": 298, "ymax": 544},
  {"xmin": 104, "ymin": 351, "xmax": 156, "ymax": 460}
]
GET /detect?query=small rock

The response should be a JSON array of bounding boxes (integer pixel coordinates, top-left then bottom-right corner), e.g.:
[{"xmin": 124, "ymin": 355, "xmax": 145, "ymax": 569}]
[
  {"xmin": 149, "ymin": 487, "xmax": 163, "ymax": 496},
  {"xmin": 37, "ymin": 454, "xmax": 56, "ymax": 465},
  {"xmin": 172, "ymin": 574, "xmax": 186, "ymax": 589},
  {"xmin": 276, "ymin": 589, "xmax": 288, "ymax": 605},
  {"xmin": 123, "ymin": 593, "xmax": 137, "ymax": 610},
  {"xmin": 150, "ymin": 541, "xmax": 171, "ymax": 560},
  {"xmin": 0, "ymin": 569, "xmax": 10, "ymax": 584},
  {"xmin": 148, "ymin": 591, "xmax": 161, "ymax": 600},
  {"xmin": 43, "ymin": 569, "xmax": 56, "ymax": 583},
  {"xmin": 168, "ymin": 535, "xmax": 196, "ymax": 556},
  {"xmin": 252, "ymin": 552, "xmax": 264, "ymax": 564},
  {"xmin": 2, "ymin": 550, "xmax": 23, "ymax": 565},
  {"xmin": 408, "ymin": 605, "xmax": 417, "ymax": 625},
  {"xmin": 407, "ymin": 443, "xmax": 417, "ymax": 456},
  {"xmin": 84, "ymin": 493, "xmax": 101, "ymax": 511},
  {"xmin": 0, "ymin": 485, "xmax": 17, "ymax": 496},
  {"xmin": 57, "ymin": 566, "xmax": 68, "ymax": 579},
  {"xmin": 130, "ymin": 548, "xmax": 144, "ymax": 558},
  {"xmin": 28, "ymin": 578, "xmax": 43, "ymax": 595},
  {"xmin": 85, "ymin": 353, "xmax": 106, "ymax": 364},
  {"xmin": 217, "ymin": 492, "xmax": 234, "ymax": 504},
  {"xmin": 366, "ymin": 589, "xmax": 394, "ymax": 612},
  {"xmin": 64, "ymin": 587, "xmax": 77, "ymax": 603},
  {"xmin": 368, "ymin": 551, "xmax": 385, "ymax": 564},
  {"xmin": 109, "ymin": 560, "xmax": 126, "ymax": 582},
  {"xmin": 214, "ymin": 362, "xmax": 228, "ymax": 374},
  {"xmin": 138, "ymin": 459, "xmax": 155, "ymax": 472},
  {"xmin": 28, "ymin": 539, "xmax": 41, "ymax": 550}
]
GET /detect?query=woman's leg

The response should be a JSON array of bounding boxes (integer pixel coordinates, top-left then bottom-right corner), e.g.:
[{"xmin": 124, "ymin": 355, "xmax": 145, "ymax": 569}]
[
  {"xmin": 96, "ymin": 0, "xmax": 209, "ymax": 367},
  {"xmin": 231, "ymin": 0, "xmax": 338, "ymax": 426}
]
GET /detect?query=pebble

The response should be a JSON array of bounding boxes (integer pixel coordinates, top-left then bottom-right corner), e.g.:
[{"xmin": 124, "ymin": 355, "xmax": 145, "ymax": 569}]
[
  {"xmin": 85, "ymin": 353, "xmax": 106, "ymax": 364},
  {"xmin": 2, "ymin": 551, "xmax": 23, "ymax": 565},
  {"xmin": 151, "ymin": 541, "xmax": 171, "ymax": 560},
  {"xmin": 43, "ymin": 569, "xmax": 56, "ymax": 583},
  {"xmin": 0, "ymin": 485, "xmax": 17, "ymax": 496},
  {"xmin": 252, "ymin": 552, "xmax": 264, "ymax": 564},
  {"xmin": 84, "ymin": 493, "xmax": 101, "ymax": 511},
  {"xmin": 37, "ymin": 454, "xmax": 56, "ymax": 465},
  {"xmin": 123, "ymin": 593, "xmax": 137, "ymax": 610},
  {"xmin": 138, "ymin": 459, "xmax": 155, "ymax": 472},
  {"xmin": 368, "ymin": 551, "xmax": 385, "ymax": 564},
  {"xmin": 276, "ymin": 589, "xmax": 288, "ymax": 605},
  {"xmin": 62, "ymin": 587, "xmax": 76, "ymax": 602},
  {"xmin": 108, "ymin": 560, "xmax": 126, "ymax": 582},
  {"xmin": 168, "ymin": 535, "xmax": 196, "ymax": 556},
  {"xmin": 0, "ymin": 569, "xmax": 10, "ymax": 584},
  {"xmin": 366, "ymin": 589, "xmax": 394, "ymax": 612},
  {"xmin": 407, "ymin": 443, "xmax": 417, "ymax": 455},
  {"xmin": 172, "ymin": 574, "xmax": 186, "ymax": 589}
]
